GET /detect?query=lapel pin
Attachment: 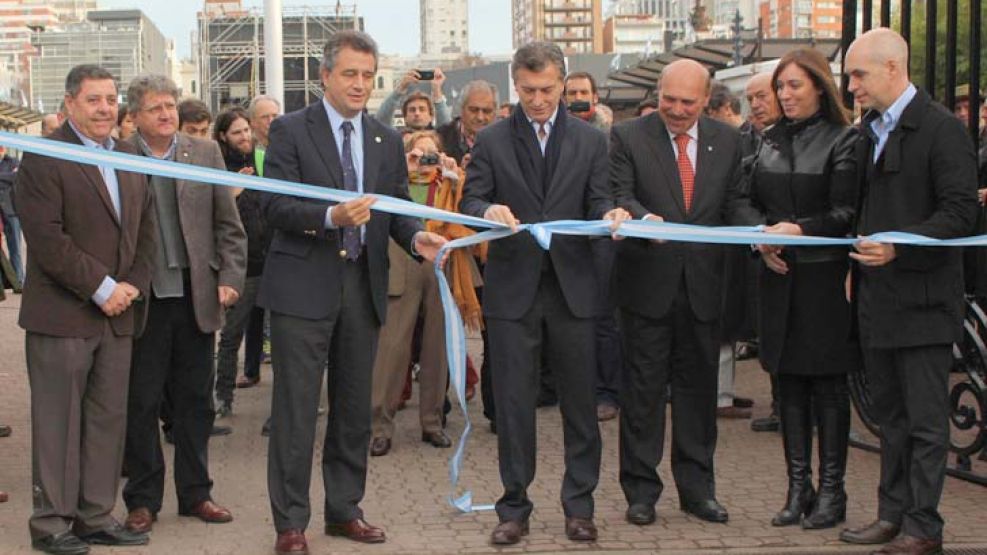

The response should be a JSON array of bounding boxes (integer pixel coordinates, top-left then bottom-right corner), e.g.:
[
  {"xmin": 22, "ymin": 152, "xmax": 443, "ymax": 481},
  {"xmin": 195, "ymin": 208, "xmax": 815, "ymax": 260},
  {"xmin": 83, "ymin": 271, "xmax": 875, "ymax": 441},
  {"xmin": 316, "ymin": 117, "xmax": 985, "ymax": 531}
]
[
  {"xmin": 707, "ymin": 146, "xmax": 713, "ymax": 152},
  {"xmin": 374, "ymin": 136, "xmax": 382, "ymax": 143},
  {"xmin": 182, "ymin": 152, "xmax": 189, "ymax": 157}
]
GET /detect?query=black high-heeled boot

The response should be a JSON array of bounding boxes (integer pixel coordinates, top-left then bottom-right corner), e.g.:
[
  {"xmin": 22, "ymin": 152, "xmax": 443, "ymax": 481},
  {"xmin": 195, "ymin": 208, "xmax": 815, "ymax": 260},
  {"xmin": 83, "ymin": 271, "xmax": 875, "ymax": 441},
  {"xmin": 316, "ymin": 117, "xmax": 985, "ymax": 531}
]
[
  {"xmin": 772, "ymin": 378, "xmax": 815, "ymax": 527},
  {"xmin": 802, "ymin": 376, "xmax": 850, "ymax": 530}
]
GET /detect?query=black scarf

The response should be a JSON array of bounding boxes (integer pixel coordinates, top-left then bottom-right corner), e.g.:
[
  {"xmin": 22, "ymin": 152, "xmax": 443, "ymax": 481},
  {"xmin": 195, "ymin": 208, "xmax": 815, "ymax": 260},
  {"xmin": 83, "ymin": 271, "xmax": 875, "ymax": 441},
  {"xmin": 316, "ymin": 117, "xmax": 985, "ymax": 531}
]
[{"xmin": 509, "ymin": 102, "xmax": 567, "ymax": 199}]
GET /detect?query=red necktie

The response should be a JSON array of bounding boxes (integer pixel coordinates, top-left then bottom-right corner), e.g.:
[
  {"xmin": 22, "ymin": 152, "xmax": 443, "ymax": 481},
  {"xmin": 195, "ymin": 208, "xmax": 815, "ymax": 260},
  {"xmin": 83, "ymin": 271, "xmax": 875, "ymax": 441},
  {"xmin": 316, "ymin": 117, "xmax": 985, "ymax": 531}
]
[{"xmin": 675, "ymin": 133, "xmax": 694, "ymax": 212}]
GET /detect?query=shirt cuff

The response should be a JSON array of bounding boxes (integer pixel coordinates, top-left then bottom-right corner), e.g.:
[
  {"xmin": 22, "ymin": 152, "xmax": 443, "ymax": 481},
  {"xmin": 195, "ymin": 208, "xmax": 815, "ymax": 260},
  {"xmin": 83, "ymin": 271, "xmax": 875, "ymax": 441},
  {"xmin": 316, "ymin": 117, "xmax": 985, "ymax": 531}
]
[
  {"xmin": 410, "ymin": 231, "xmax": 420, "ymax": 256},
  {"xmin": 324, "ymin": 206, "xmax": 337, "ymax": 229},
  {"xmin": 91, "ymin": 276, "xmax": 117, "ymax": 306}
]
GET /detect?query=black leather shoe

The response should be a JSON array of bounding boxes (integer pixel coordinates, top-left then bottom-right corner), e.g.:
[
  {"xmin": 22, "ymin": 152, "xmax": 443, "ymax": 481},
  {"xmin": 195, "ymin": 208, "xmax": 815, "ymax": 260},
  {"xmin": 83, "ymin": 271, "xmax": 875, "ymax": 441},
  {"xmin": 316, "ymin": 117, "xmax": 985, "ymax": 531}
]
[
  {"xmin": 751, "ymin": 414, "xmax": 781, "ymax": 432},
  {"xmin": 625, "ymin": 503, "xmax": 656, "ymax": 525},
  {"xmin": 0, "ymin": 424, "xmax": 11, "ymax": 437},
  {"xmin": 421, "ymin": 431, "xmax": 452, "ymax": 448},
  {"xmin": 680, "ymin": 498, "xmax": 729, "ymax": 523},
  {"xmin": 31, "ymin": 531, "xmax": 90, "ymax": 555},
  {"xmin": 565, "ymin": 517, "xmax": 597, "ymax": 541},
  {"xmin": 78, "ymin": 523, "xmax": 149, "ymax": 546},
  {"xmin": 261, "ymin": 417, "xmax": 271, "ymax": 437},
  {"xmin": 211, "ymin": 424, "xmax": 232, "ymax": 436}
]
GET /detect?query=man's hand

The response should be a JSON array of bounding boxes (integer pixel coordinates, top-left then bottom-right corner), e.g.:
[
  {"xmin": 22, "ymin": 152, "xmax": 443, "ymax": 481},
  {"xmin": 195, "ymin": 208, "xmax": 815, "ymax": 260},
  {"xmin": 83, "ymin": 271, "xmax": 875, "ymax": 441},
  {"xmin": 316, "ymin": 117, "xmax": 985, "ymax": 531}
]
[
  {"xmin": 760, "ymin": 248, "xmax": 789, "ymax": 274},
  {"xmin": 100, "ymin": 283, "xmax": 135, "ymax": 317},
  {"xmin": 431, "ymin": 68, "xmax": 446, "ymax": 99},
  {"xmin": 119, "ymin": 282, "xmax": 141, "ymax": 302},
  {"xmin": 460, "ymin": 153, "xmax": 472, "ymax": 169},
  {"xmin": 978, "ymin": 188, "xmax": 987, "ymax": 206},
  {"xmin": 603, "ymin": 207, "xmax": 631, "ymax": 239},
  {"xmin": 483, "ymin": 204, "xmax": 520, "ymax": 232},
  {"xmin": 331, "ymin": 195, "xmax": 377, "ymax": 227},
  {"xmin": 414, "ymin": 231, "xmax": 449, "ymax": 266},
  {"xmin": 763, "ymin": 221, "xmax": 802, "ymax": 236},
  {"xmin": 850, "ymin": 238, "xmax": 896, "ymax": 267},
  {"xmin": 397, "ymin": 70, "xmax": 420, "ymax": 94},
  {"xmin": 845, "ymin": 269, "xmax": 852, "ymax": 303},
  {"xmin": 218, "ymin": 285, "xmax": 239, "ymax": 308},
  {"xmin": 238, "ymin": 166, "xmax": 255, "ymax": 175},
  {"xmin": 642, "ymin": 213, "xmax": 666, "ymax": 244}
]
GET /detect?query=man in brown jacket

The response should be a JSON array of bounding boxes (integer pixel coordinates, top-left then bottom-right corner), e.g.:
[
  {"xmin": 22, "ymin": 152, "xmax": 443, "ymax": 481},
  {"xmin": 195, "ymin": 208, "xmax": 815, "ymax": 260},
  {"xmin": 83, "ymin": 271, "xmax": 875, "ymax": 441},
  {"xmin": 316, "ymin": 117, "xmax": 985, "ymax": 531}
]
[
  {"xmin": 16, "ymin": 64, "xmax": 156, "ymax": 555},
  {"xmin": 120, "ymin": 73, "xmax": 246, "ymax": 533}
]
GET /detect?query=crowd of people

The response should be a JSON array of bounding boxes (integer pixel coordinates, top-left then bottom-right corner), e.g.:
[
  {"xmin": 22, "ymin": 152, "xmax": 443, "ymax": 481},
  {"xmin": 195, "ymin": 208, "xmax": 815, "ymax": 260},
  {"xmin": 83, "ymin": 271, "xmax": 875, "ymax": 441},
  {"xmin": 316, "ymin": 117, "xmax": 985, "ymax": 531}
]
[{"xmin": 0, "ymin": 24, "xmax": 980, "ymax": 555}]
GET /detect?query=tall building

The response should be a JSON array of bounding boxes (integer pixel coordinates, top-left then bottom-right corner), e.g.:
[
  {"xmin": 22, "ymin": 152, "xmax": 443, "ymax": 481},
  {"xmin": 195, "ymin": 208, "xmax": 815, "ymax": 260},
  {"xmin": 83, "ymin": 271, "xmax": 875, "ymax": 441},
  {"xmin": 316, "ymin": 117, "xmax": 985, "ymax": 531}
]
[
  {"xmin": 30, "ymin": 10, "xmax": 170, "ymax": 112},
  {"xmin": 24, "ymin": 0, "xmax": 95, "ymax": 23},
  {"xmin": 758, "ymin": 0, "xmax": 841, "ymax": 39},
  {"xmin": 197, "ymin": 0, "xmax": 362, "ymax": 113},
  {"xmin": 611, "ymin": 0, "xmax": 689, "ymax": 43},
  {"xmin": 420, "ymin": 0, "xmax": 468, "ymax": 56},
  {"xmin": 511, "ymin": 0, "xmax": 604, "ymax": 54},
  {"xmin": 603, "ymin": 13, "xmax": 666, "ymax": 54},
  {"xmin": 708, "ymin": 0, "xmax": 758, "ymax": 28}
]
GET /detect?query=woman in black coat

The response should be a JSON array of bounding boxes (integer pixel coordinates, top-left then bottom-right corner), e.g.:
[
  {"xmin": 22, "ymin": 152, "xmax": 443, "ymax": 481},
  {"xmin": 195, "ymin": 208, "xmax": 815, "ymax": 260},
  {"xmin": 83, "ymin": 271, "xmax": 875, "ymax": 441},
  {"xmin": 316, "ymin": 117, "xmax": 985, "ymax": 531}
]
[{"xmin": 748, "ymin": 48, "xmax": 859, "ymax": 530}]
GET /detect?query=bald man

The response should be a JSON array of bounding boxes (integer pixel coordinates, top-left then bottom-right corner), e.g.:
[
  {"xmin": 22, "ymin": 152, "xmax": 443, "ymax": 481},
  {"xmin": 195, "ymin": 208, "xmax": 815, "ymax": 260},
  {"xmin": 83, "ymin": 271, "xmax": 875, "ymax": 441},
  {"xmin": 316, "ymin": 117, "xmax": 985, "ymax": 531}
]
[
  {"xmin": 840, "ymin": 28, "xmax": 978, "ymax": 555},
  {"xmin": 611, "ymin": 59, "xmax": 757, "ymax": 526},
  {"xmin": 744, "ymin": 73, "xmax": 782, "ymax": 132}
]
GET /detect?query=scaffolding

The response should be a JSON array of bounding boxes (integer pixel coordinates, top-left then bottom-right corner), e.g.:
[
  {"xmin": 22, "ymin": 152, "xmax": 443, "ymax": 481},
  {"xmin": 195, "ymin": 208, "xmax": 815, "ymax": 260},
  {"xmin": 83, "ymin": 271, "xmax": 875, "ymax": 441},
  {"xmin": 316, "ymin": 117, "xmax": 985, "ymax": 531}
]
[{"xmin": 197, "ymin": 3, "xmax": 361, "ymax": 114}]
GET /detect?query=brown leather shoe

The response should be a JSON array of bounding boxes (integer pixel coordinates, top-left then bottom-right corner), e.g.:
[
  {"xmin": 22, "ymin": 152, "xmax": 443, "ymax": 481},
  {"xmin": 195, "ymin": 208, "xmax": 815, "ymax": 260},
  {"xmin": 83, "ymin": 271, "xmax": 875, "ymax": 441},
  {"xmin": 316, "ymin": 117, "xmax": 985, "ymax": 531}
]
[
  {"xmin": 124, "ymin": 507, "xmax": 156, "ymax": 534},
  {"xmin": 421, "ymin": 430, "xmax": 452, "ymax": 448},
  {"xmin": 324, "ymin": 518, "xmax": 385, "ymax": 544},
  {"xmin": 180, "ymin": 500, "xmax": 233, "ymax": 523},
  {"xmin": 236, "ymin": 376, "xmax": 260, "ymax": 388},
  {"xmin": 840, "ymin": 519, "xmax": 901, "ymax": 545},
  {"xmin": 871, "ymin": 534, "xmax": 942, "ymax": 555},
  {"xmin": 275, "ymin": 529, "xmax": 308, "ymax": 555},
  {"xmin": 490, "ymin": 520, "xmax": 528, "ymax": 545},
  {"xmin": 716, "ymin": 406, "xmax": 752, "ymax": 419},
  {"xmin": 565, "ymin": 517, "xmax": 598, "ymax": 541},
  {"xmin": 597, "ymin": 404, "xmax": 618, "ymax": 421},
  {"xmin": 0, "ymin": 491, "xmax": 7, "ymax": 503},
  {"xmin": 370, "ymin": 437, "xmax": 391, "ymax": 457}
]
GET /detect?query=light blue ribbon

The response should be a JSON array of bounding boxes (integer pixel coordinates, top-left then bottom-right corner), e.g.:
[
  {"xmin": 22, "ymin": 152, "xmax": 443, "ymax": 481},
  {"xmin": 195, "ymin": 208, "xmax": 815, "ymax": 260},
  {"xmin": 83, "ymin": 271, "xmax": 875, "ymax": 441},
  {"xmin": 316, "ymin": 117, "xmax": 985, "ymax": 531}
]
[{"xmin": 4, "ymin": 130, "xmax": 985, "ymax": 514}]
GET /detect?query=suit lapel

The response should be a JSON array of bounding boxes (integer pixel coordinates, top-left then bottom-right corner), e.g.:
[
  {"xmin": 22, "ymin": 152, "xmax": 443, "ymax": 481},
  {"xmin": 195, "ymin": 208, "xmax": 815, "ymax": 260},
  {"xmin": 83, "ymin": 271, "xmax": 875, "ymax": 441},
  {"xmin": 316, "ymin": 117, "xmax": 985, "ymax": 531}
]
[
  {"xmin": 361, "ymin": 113, "xmax": 380, "ymax": 194},
  {"xmin": 306, "ymin": 102, "xmax": 344, "ymax": 190},
  {"xmin": 511, "ymin": 123, "xmax": 545, "ymax": 203},
  {"xmin": 57, "ymin": 126, "xmax": 120, "ymax": 226},
  {"xmin": 173, "ymin": 133, "xmax": 193, "ymax": 199},
  {"xmin": 691, "ymin": 118, "xmax": 718, "ymax": 215},
  {"xmin": 643, "ymin": 115, "xmax": 686, "ymax": 216}
]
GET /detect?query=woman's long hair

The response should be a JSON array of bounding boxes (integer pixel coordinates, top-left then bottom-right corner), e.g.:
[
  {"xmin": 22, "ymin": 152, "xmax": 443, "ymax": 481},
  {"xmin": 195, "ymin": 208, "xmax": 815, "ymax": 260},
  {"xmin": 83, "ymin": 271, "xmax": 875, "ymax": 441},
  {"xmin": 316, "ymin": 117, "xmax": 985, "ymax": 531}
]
[{"xmin": 771, "ymin": 48, "xmax": 850, "ymax": 127}]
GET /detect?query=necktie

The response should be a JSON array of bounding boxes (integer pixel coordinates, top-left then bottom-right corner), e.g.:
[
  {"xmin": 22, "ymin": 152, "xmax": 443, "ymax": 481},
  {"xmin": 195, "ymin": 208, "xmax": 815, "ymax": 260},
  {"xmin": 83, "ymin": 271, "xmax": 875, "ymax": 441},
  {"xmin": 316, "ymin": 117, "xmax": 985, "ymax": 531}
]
[
  {"xmin": 340, "ymin": 120, "xmax": 362, "ymax": 260},
  {"xmin": 675, "ymin": 133, "xmax": 695, "ymax": 212},
  {"xmin": 537, "ymin": 122, "xmax": 547, "ymax": 142}
]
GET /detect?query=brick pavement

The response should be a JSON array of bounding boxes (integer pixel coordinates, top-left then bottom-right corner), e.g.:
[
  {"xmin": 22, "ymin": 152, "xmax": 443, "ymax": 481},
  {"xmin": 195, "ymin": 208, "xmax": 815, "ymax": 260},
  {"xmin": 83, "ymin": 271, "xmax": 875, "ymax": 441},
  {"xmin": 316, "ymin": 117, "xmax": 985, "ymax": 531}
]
[{"xmin": 1, "ymin": 292, "xmax": 986, "ymax": 554}]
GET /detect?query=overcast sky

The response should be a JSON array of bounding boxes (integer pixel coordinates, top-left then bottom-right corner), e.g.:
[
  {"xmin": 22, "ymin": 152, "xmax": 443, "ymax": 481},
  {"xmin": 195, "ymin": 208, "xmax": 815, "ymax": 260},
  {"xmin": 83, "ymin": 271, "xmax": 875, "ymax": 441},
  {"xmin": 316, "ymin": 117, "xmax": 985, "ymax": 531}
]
[{"xmin": 99, "ymin": 0, "xmax": 514, "ymax": 59}]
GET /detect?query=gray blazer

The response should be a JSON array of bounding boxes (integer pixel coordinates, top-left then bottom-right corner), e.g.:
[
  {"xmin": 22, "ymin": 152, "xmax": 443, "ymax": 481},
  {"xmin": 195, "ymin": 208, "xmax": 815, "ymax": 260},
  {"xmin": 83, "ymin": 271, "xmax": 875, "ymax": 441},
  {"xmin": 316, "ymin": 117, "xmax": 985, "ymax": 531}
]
[{"xmin": 127, "ymin": 132, "xmax": 247, "ymax": 333}]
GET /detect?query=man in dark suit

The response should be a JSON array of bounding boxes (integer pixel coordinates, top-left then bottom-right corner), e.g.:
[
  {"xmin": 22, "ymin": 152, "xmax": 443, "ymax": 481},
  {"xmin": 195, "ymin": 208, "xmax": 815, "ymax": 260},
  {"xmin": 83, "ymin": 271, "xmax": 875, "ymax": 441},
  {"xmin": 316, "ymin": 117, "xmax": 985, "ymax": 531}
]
[
  {"xmin": 611, "ymin": 59, "xmax": 751, "ymax": 526},
  {"xmin": 258, "ymin": 30, "xmax": 447, "ymax": 555},
  {"xmin": 16, "ymin": 64, "xmax": 155, "ymax": 554},
  {"xmin": 839, "ymin": 29, "xmax": 979, "ymax": 555},
  {"xmin": 121, "ymin": 73, "xmax": 247, "ymax": 534},
  {"xmin": 460, "ymin": 41, "xmax": 626, "ymax": 546}
]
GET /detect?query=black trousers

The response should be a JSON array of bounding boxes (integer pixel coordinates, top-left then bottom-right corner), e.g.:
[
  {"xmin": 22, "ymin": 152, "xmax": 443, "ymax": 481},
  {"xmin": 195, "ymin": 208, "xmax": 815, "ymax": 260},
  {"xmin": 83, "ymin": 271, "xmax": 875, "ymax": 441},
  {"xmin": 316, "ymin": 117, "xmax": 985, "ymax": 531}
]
[
  {"xmin": 619, "ymin": 283, "xmax": 720, "ymax": 506},
  {"xmin": 591, "ymin": 238, "xmax": 622, "ymax": 407},
  {"xmin": 486, "ymin": 267, "xmax": 601, "ymax": 523},
  {"xmin": 124, "ymin": 295, "xmax": 216, "ymax": 514},
  {"xmin": 864, "ymin": 344, "xmax": 952, "ymax": 540},
  {"xmin": 267, "ymin": 260, "xmax": 378, "ymax": 533}
]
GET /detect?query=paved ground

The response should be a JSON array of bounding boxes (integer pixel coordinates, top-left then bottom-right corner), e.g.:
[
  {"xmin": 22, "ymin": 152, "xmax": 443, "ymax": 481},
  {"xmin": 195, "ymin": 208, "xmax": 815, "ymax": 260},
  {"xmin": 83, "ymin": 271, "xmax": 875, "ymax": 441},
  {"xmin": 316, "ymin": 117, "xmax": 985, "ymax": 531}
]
[{"xmin": 1, "ymin": 291, "xmax": 986, "ymax": 554}]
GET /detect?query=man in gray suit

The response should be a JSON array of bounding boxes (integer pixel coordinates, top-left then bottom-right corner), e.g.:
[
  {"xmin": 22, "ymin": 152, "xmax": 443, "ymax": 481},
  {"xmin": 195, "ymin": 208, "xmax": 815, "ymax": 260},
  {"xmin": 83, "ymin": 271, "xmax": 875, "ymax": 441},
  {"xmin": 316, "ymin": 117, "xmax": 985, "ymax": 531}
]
[
  {"xmin": 17, "ymin": 64, "xmax": 155, "ymax": 555},
  {"xmin": 120, "ymin": 74, "xmax": 246, "ymax": 534}
]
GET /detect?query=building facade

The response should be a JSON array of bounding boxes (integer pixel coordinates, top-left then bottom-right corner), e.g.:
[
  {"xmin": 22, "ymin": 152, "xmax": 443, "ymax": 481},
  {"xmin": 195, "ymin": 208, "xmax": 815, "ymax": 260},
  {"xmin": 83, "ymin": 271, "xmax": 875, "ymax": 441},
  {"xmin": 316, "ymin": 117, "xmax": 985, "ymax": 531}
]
[
  {"xmin": 511, "ymin": 0, "xmax": 604, "ymax": 54},
  {"xmin": 30, "ymin": 9, "xmax": 169, "ymax": 113},
  {"xmin": 420, "ymin": 0, "xmax": 468, "ymax": 56},
  {"xmin": 603, "ymin": 13, "xmax": 666, "ymax": 54},
  {"xmin": 758, "ymin": 0, "xmax": 841, "ymax": 39}
]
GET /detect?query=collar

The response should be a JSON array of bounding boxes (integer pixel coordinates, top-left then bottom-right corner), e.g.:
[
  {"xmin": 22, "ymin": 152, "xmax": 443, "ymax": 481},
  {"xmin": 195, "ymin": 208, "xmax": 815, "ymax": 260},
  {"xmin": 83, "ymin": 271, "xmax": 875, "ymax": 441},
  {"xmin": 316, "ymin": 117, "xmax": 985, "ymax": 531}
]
[
  {"xmin": 136, "ymin": 131, "xmax": 177, "ymax": 160},
  {"xmin": 874, "ymin": 83, "xmax": 917, "ymax": 131},
  {"xmin": 525, "ymin": 105, "xmax": 560, "ymax": 131},
  {"xmin": 666, "ymin": 120, "xmax": 699, "ymax": 143},
  {"xmin": 68, "ymin": 119, "xmax": 114, "ymax": 150},
  {"xmin": 322, "ymin": 96, "xmax": 362, "ymax": 135}
]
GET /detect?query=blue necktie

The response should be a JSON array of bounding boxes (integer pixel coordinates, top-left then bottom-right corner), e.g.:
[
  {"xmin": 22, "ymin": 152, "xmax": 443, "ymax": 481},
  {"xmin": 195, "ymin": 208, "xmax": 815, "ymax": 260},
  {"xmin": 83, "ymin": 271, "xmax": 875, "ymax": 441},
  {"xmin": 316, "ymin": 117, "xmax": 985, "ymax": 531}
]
[{"xmin": 340, "ymin": 120, "xmax": 362, "ymax": 260}]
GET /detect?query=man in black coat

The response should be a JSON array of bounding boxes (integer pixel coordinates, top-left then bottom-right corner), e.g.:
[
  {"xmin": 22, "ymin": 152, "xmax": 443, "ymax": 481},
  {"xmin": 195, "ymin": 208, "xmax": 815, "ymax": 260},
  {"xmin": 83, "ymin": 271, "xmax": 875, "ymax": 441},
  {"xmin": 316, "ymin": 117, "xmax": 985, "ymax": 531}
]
[
  {"xmin": 258, "ymin": 31, "xmax": 447, "ymax": 555},
  {"xmin": 460, "ymin": 41, "xmax": 626, "ymax": 546},
  {"xmin": 611, "ymin": 59, "xmax": 753, "ymax": 527},
  {"xmin": 840, "ymin": 28, "xmax": 979, "ymax": 555}
]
